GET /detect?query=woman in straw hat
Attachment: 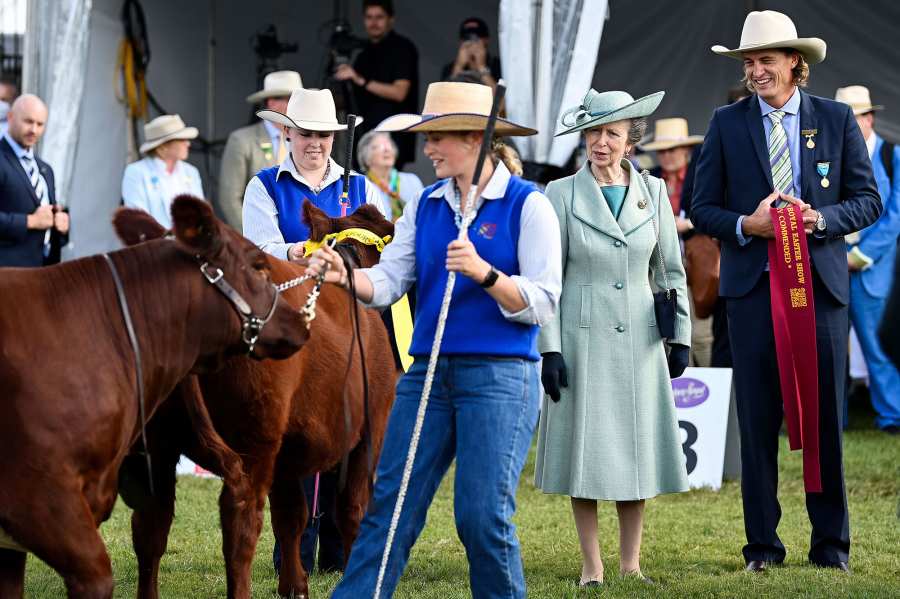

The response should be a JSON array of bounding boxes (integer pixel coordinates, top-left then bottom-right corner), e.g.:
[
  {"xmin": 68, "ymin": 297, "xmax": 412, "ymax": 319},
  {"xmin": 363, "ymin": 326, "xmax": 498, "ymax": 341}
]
[
  {"xmin": 241, "ymin": 87, "xmax": 389, "ymax": 260},
  {"xmin": 535, "ymin": 89, "xmax": 691, "ymax": 586},
  {"xmin": 121, "ymin": 114, "xmax": 203, "ymax": 229},
  {"xmin": 641, "ymin": 117, "xmax": 704, "ymax": 233},
  {"xmin": 306, "ymin": 81, "xmax": 561, "ymax": 598}
]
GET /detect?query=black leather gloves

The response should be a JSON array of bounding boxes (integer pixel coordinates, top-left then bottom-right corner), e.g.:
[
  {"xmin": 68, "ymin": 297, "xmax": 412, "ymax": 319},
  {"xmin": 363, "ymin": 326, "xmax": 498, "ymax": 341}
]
[
  {"xmin": 667, "ymin": 343, "xmax": 690, "ymax": 379},
  {"xmin": 541, "ymin": 352, "xmax": 569, "ymax": 402}
]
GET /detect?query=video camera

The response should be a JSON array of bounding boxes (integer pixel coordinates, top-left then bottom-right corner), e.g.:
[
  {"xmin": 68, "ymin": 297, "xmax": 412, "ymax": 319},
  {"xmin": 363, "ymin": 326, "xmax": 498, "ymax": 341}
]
[
  {"xmin": 325, "ymin": 19, "xmax": 365, "ymax": 66},
  {"xmin": 253, "ymin": 25, "xmax": 298, "ymax": 61}
]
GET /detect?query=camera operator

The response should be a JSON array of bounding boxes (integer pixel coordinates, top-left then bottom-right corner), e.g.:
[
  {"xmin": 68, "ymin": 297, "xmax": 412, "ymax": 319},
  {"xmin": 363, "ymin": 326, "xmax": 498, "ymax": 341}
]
[
  {"xmin": 333, "ymin": 0, "xmax": 418, "ymax": 168},
  {"xmin": 441, "ymin": 17, "xmax": 502, "ymax": 90}
]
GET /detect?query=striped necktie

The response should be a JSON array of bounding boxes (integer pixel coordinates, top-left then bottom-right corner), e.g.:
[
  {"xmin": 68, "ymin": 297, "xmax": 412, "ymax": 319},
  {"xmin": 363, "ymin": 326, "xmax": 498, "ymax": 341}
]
[
  {"xmin": 22, "ymin": 154, "xmax": 48, "ymax": 205},
  {"xmin": 22, "ymin": 154, "xmax": 52, "ymax": 254},
  {"xmin": 767, "ymin": 110, "xmax": 792, "ymax": 207}
]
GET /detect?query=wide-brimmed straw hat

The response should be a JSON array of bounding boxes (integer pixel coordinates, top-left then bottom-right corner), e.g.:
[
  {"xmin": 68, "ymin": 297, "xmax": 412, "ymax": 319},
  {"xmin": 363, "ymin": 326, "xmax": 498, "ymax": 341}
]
[
  {"xmin": 377, "ymin": 82, "xmax": 536, "ymax": 136},
  {"xmin": 555, "ymin": 89, "xmax": 664, "ymax": 137},
  {"xmin": 711, "ymin": 10, "xmax": 826, "ymax": 64},
  {"xmin": 835, "ymin": 85, "xmax": 883, "ymax": 116},
  {"xmin": 256, "ymin": 88, "xmax": 360, "ymax": 132},
  {"xmin": 140, "ymin": 114, "xmax": 198, "ymax": 154},
  {"xmin": 246, "ymin": 70, "xmax": 303, "ymax": 104},
  {"xmin": 639, "ymin": 117, "xmax": 704, "ymax": 152}
]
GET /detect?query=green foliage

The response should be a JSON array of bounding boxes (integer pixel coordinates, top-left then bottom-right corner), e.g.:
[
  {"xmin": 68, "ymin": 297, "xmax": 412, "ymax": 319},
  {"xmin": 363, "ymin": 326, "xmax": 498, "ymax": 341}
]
[{"xmin": 23, "ymin": 405, "xmax": 900, "ymax": 598}]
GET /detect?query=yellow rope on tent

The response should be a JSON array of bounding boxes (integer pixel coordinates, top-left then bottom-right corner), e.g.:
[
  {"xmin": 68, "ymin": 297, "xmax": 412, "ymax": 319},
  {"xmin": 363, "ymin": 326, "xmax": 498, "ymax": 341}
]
[{"xmin": 115, "ymin": 38, "xmax": 147, "ymax": 118}]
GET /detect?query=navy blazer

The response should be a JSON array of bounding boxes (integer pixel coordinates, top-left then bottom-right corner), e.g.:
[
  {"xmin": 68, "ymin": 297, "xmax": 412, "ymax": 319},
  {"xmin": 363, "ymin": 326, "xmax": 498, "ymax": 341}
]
[
  {"xmin": 0, "ymin": 137, "xmax": 65, "ymax": 266},
  {"xmin": 691, "ymin": 91, "xmax": 882, "ymax": 304}
]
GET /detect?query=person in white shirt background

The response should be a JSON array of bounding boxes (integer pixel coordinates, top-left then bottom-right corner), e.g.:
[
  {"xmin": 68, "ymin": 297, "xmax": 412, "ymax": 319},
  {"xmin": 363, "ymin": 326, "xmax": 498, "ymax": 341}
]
[{"xmin": 121, "ymin": 114, "xmax": 204, "ymax": 229}]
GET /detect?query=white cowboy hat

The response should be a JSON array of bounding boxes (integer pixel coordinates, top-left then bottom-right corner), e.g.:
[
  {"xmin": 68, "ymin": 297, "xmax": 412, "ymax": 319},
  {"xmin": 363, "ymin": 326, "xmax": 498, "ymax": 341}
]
[
  {"xmin": 246, "ymin": 70, "xmax": 303, "ymax": 104},
  {"xmin": 256, "ymin": 88, "xmax": 360, "ymax": 132},
  {"xmin": 139, "ymin": 114, "xmax": 198, "ymax": 154},
  {"xmin": 835, "ymin": 85, "xmax": 883, "ymax": 116},
  {"xmin": 639, "ymin": 117, "xmax": 704, "ymax": 152},
  {"xmin": 377, "ymin": 82, "xmax": 536, "ymax": 136},
  {"xmin": 711, "ymin": 10, "xmax": 826, "ymax": 64},
  {"xmin": 555, "ymin": 89, "xmax": 664, "ymax": 137}
]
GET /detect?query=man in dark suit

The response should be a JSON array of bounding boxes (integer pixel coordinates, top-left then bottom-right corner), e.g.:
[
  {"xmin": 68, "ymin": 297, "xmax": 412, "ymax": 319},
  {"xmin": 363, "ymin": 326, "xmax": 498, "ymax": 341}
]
[
  {"xmin": 0, "ymin": 93, "xmax": 68, "ymax": 267},
  {"xmin": 691, "ymin": 11, "xmax": 881, "ymax": 573}
]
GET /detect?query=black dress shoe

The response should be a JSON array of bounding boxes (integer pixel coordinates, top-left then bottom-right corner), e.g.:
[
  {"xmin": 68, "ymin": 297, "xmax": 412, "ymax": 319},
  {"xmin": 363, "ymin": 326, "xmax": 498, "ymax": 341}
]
[
  {"xmin": 745, "ymin": 560, "xmax": 768, "ymax": 572},
  {"xmin": 814, "ymin": 561, "xmax": 851, "ymax": 574}
]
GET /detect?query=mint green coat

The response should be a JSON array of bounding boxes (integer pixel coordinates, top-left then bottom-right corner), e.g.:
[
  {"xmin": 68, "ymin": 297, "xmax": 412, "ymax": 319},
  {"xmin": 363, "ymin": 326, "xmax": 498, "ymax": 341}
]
[{"xmin": 534, "ymin": 160, "xmax": 690, "ymax": 501}]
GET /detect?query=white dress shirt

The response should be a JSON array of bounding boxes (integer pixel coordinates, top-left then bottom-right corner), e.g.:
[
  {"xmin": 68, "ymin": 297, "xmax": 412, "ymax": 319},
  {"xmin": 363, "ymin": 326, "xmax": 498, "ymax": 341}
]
[{"xmin": 361, "ymin": 161, "xmax": 562, "ymax": 326}]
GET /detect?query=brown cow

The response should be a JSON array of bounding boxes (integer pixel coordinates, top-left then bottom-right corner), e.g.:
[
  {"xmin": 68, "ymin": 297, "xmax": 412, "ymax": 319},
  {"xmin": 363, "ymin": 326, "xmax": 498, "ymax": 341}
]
[
  {"xmin": 123, "ymin": 203, "xmax": 398, "ymax": 599},
  {"xmin": 0, "ymin": 197, "xmax": 309, "ymax": 599}
]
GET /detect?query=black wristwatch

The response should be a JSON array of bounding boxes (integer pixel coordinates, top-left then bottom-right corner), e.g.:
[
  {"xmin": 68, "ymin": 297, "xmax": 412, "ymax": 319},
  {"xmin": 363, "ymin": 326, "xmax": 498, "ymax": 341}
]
[{"xmin": 480, "ymin": 265, "xmax": 499, "ymax": 288}]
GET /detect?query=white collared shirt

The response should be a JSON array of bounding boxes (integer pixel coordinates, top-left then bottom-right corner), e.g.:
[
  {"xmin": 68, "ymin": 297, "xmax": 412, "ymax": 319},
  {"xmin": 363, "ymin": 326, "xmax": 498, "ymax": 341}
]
[
  {"xmin": 263, "ymin": 120, "xmax": 282, "ymax": 150},
  {"xmin": 242, "ymin": 156, "xmax": 390, "ymax": 259},
  {"xmin": 360, "ymin": 161, "xmax": 562, "ymax": 326},
  {"xmin": 865, "ymin": 130, "xmax": 877, "ymax": 159}
]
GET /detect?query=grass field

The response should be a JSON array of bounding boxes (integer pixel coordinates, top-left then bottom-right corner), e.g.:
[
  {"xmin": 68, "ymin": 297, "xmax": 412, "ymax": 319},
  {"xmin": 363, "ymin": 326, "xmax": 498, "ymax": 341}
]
[{"xmin": 23, "ymin": 402, "xmax": 900, "ymax": 598}]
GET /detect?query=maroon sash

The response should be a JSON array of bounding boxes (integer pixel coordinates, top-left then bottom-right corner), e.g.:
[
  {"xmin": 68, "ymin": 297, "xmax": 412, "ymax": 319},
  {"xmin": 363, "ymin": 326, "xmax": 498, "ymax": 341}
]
[{"xmin": 767, "ymin": 205, "xmax": 822, "ymax": 493}]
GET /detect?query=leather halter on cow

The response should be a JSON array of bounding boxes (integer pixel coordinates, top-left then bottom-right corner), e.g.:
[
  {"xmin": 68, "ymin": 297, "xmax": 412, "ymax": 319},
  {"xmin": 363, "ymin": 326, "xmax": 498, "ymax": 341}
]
[
  {"xmin": 0, "ymin": 196, "xmax": 309, "ymax": 599},
  {"xmin": 121, "ymin": 201, "xmax": 399, "ymax": 599}
]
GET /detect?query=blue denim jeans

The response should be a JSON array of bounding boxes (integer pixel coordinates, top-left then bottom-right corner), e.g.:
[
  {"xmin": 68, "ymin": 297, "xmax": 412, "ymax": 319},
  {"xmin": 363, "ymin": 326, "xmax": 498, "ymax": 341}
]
[{"xmin": 331, "ymin": 355, "xmax": 540, "ymax": 599}]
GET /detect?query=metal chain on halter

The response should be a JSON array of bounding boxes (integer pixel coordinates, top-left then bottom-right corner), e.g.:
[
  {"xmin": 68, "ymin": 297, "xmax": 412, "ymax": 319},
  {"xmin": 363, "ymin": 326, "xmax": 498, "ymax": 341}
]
[
  {"xmin": 373, "ymin": 80, "xmax": 507, "ymax": 599},
  {"xmin": 274, "ymin": 238, "xmax": 337, "ymax": 329}
]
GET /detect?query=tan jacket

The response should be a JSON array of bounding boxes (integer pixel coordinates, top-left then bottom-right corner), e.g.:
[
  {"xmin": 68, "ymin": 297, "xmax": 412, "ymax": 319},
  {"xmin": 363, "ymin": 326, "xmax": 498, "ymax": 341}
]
[{"xmin": 216, "ymin": 122, "xmax": 277, "ymax": 231}]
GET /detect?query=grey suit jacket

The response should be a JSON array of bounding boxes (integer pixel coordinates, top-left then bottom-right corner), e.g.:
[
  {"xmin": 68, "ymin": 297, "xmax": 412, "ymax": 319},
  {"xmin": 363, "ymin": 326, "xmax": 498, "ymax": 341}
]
[{"xmin": 216, "ymin": 122, "xmax": 276, "ymax": 231}]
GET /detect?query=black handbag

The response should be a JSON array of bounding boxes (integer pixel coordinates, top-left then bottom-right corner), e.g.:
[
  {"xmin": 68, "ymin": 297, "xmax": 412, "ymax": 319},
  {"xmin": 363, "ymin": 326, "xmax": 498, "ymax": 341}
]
[{"xmin": 641, "ymin": 170, "xmax": 678, "ymax": 340}]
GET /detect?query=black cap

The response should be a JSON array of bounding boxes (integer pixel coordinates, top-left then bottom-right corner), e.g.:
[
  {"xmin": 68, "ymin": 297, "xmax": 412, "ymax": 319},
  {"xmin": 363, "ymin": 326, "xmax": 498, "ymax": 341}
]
[{"xmin": 459, "ymin": 17, "xmax": 489, "ymax": 40}]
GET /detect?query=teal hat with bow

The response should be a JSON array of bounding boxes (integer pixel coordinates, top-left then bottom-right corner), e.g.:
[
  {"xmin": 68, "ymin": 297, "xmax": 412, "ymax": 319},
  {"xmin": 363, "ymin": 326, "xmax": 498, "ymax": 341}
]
[{"xmin": 555, "ymin": 89, "xmax": 665, "ymax": 137}]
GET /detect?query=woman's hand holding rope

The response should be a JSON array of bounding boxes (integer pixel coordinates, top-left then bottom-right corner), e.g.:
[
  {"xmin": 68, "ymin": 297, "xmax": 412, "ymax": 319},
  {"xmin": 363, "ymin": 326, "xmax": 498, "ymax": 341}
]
[
  {"xmin": 304, "ymin": 245, "xmax": 349, "ymax": 289},
  {"xmin": 445, "ymin": 239, "xmax": 491, "ymax": 282}
]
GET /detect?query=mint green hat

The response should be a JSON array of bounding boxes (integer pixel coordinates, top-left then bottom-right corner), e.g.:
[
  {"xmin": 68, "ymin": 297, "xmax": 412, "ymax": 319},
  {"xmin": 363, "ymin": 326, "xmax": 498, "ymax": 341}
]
[{"xmin": 555, "ymin": 89, "xmax": 665, "ymax": 137}]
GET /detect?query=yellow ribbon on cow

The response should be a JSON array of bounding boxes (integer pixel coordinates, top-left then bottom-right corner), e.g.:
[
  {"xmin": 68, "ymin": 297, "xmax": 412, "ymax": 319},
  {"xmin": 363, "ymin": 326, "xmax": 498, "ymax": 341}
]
[{"xmin": 302, "ymin": 228, "xmax": 393, "ymax": 257}]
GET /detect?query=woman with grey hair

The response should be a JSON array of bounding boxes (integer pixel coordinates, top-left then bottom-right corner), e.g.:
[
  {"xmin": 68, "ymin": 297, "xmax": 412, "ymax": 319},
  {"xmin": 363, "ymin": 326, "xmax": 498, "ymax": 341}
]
[
  {"xmin": 534, "ymin": 89, "xmax": 691, "ymax": 586},
  {"xmin": 357, "ymin": 130, "xmax": 424, "ymax": 220}
]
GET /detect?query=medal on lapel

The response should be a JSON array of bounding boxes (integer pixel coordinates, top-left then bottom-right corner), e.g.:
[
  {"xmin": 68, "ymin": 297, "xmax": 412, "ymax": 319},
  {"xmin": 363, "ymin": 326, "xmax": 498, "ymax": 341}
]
[
  {"xmin": 637, "ymin": 199, "xmax": 647, "ymax": 209},
  {"xmin": 801, "ymin": 129, "xmax": 817, "ymax": 149},
  {"xmin": 260, "ymin": 141, "xmax": 273, "ymax": 162},
  {"xmin": 816, "ymin": 161, "xmax": 830, "ymax": 188}
]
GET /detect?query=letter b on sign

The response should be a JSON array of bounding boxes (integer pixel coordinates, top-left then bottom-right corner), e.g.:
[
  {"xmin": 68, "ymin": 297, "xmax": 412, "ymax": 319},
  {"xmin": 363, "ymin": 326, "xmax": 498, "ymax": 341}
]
[{"xmin": 679, "ymin": 420, "xmax": 698, "ymax": 475}]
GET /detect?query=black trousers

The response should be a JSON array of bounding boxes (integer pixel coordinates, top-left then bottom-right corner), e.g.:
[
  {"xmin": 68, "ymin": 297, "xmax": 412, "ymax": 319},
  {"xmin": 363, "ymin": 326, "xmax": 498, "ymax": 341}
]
[{"xmin": 726, "ymin": 272, "xmax": 850, "ymax": 565}]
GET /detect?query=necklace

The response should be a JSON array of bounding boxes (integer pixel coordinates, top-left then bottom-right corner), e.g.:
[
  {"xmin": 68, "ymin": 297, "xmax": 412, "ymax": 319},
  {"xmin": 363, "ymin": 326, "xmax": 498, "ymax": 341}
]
[
  {"xmin": 590, "ymin": 164, "xmax": 624, "ymax": 186},
  {"xmin": 305, "ymin": 160, "xmax": 332, "ymax": 194},
  {"xmin": 367, "ymin": 169, "xmax": 403, "ymax": 219},
  {"xmin": 451, "ymin": 181, "xmax": 465, "ymax": 229}
]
